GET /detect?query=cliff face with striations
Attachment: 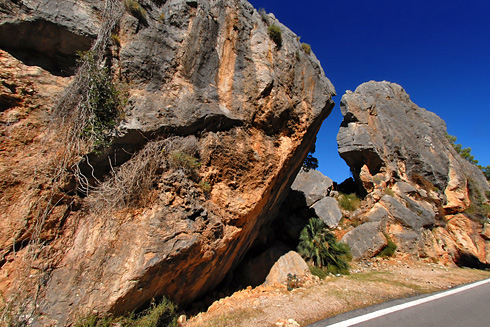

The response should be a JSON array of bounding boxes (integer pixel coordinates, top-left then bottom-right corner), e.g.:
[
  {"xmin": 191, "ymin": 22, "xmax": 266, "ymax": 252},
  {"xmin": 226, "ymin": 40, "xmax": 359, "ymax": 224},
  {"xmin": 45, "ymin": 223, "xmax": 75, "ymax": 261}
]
[
  {"xmin": 0, "ymin": 0, "xmax": 335, "ymax": 325},
  {"xmin": 337, "ymin": 81, "xmax": 490, "ymax": 265}
]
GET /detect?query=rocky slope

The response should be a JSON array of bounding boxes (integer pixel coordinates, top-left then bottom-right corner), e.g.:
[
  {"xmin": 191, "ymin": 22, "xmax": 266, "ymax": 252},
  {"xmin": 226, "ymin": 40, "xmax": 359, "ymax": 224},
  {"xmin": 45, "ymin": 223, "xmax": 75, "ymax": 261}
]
[
  {"xmin": 0, "ymin": 0, "xmax": 335, "ymax": 325},
  {"xmin": 336, "ymin": 81, "xmax": 490, "ymax": 264}
]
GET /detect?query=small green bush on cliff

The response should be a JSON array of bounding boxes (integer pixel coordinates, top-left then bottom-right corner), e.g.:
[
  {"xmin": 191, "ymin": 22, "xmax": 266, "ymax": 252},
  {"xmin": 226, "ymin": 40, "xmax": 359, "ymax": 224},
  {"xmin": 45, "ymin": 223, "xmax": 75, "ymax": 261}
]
[
  {"xmin": 268, "ymin": 25, "xmax": 282, "ymax": 48},
  {"xmin": 301, "ymin": 43, "xmax": 311, "ymax": 55},
  {"xmin": 169, "ymin": 151, "xmax": 201, "ymax": 179},
  {"xmin": 77, "ymin": 51, "xmax": 125, "ymax": 150},
  {"xmin": 377, "ymin": 234, "xmax": 397, "ymax": 258},
  {"xmin": 124, "ymin": 0, "xmax": 148, "ymax": 24},
  {"xmin": 338, "ymin": 193, "xmax": 361, "ymax": 212},
  {"xmin": 298, "ymin": 218, "xmax": 351, "ymax": 275}
]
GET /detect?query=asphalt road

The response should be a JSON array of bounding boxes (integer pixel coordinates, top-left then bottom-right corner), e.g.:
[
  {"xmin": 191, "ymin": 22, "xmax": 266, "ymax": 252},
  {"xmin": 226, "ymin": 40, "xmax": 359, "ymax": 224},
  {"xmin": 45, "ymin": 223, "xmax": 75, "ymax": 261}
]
[{"xmin": 309, "ymin": 278, "xmax": 490, "ymax": 327}]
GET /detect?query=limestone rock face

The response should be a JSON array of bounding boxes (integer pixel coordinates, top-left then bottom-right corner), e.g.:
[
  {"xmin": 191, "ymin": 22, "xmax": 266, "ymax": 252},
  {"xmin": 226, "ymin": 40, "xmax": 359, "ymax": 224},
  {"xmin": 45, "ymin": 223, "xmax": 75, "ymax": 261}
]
[
  {"xmin": 0, "ymin": 0, "xmax": 335, "ymax": 324},
  {"xmin": 0, "ymin": 0, "xmax": 101, "ymax": 75},
  {"xmin": 337, "ymin": 81, "xmax": 490, "ymax": 265},
  {"xmin": 337, "ymin": 81, "xmax": 488, "ymax": 196}
]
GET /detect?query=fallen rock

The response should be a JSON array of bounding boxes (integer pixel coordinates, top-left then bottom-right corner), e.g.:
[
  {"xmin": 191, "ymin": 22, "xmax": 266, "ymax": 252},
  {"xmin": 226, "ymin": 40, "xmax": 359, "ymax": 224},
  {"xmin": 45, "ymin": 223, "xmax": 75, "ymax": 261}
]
[
  {"xmin": 291, "ymin": 169, "xmax": 333, "ymax": 206},
  {"xmin": 380, "ymin": 195, "xmax": 434, "ymax": 230},
  {"xmin": 265, "ymin": 251, "xmax": 310, "ymax": 286},
  {"xmin": 311, "ymin": 197, "xmax": 343, "ymax": 228},
  {"xmin": 341, "ymin": 222, "xmax": 387, "ymax": 259}
]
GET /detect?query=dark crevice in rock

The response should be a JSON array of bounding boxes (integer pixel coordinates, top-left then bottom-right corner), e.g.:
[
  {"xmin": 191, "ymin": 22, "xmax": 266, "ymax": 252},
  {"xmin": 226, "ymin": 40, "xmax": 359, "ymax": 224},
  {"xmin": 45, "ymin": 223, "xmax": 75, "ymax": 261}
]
[
  {"xmin": 340, "ymin": 148, "xmax": 384, "ymax": 189},
  {"xmin": 0, "ymin": 93, "xmax": 21, "ymax": 111},
  {"xmin": 455, "ymin": 252, "xmax": 490, "ymax": 270},
  {"xmin": 0, "ymin": 19, "xmax": 94, "ymax": 76}
]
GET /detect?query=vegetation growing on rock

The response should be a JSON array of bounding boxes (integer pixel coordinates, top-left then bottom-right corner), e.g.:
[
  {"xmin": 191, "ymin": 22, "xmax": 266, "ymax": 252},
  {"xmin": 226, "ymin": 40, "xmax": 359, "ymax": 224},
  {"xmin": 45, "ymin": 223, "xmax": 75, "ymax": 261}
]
[
  {"xmin": 268, "ymin": 25, "xmax": 282, "ymax": 48},
  {"xmin": 297, "ymin": 218, "xmax": 351, "ymax": 275}
]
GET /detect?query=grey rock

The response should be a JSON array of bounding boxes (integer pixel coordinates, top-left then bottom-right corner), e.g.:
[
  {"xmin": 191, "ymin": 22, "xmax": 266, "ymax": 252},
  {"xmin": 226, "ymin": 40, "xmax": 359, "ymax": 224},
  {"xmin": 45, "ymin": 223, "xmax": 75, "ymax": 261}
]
[
  {"xmin": 337, "ymin": 81, "xmax": 489, "ymax": 197},
  {"xmin": 311, "ymin": 197, "xmax": 342, "ymax": 228},
  {"xmin": 341, "ymin": 222, "xmax": 387, "ymax": 259},
  {"xmin": 380, "ymin": 195, "xmax": 434, "ymax": 230},
  {"xmin": 365, "ymin": 203, "xmax": 390, "ymax": 223},
  {"xmin": 291, "ymin": 169, "xmax": 333, "ymax": 206},
  {"xmin": 6, "ymin": 0, "xmax": 336, "ymax": 324},
  {"xmin": 394, "ymin": 181, "xmax": 418, "ymax": 196},
  {"xmin": 0, "ymin": 0, "xmax": 102, "ymax": 75}
]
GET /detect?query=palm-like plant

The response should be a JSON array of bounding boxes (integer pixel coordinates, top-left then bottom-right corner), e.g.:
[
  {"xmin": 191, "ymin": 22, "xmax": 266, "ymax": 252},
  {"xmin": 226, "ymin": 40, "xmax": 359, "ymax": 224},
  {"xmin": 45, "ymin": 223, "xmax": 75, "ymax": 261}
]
[{"xmin": 297, "ymin": 217, "xmax": 351, "ymax": 274}]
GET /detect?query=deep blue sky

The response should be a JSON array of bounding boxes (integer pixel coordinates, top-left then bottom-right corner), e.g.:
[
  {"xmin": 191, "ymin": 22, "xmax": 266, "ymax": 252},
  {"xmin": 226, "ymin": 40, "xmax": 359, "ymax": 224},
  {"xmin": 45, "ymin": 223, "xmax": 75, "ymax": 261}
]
[{"xmin": 248, "ymin": 0, "xmax": 490, "ymax": 182}]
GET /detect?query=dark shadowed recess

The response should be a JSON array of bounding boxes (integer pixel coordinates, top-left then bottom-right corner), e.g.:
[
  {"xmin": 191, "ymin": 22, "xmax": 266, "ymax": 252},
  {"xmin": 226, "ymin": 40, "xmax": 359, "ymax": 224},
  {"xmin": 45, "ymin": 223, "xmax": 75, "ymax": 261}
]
[{"xmin": 0, "ymin": 19, "xmax": 94, "ymax": 76}]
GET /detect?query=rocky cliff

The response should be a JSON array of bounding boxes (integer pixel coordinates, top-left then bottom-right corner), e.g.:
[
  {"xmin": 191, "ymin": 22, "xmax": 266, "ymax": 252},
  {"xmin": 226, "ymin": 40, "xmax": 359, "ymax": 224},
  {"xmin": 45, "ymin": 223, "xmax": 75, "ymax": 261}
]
[
  {"xmin": 336, "ymin": 81, "xmax": 490, "ymax": 264},
  {"xmin": 0, "ymin": 0, "xmax": 335, "ymax": 325}
]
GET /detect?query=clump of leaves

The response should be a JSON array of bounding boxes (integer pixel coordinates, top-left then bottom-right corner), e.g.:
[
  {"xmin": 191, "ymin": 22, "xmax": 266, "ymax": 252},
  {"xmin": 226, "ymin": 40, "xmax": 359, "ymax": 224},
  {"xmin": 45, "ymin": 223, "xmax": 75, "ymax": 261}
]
[
  {"xmin": 199, "ymin": 180, "xmax": 212, "ymax": 194},
  {"xmin": 77, "ymin": 51, "xmax": 124, "ymax": 150},
  {"xmin": 268, "ymin": 25, "xmax": 282, "ymax": 48},
  {"xmin": 377, "ymin": 234, "xmax": 397, "ymax": 258},
  {"xmin": 308, "ymin": 265, "xmax": 329, "ymax": 279},
  {"xmin": 286, "ymin": 273, "xmax": 299, "ymax": 291},
  {"xmin": 338, "ymin": 193, "xmax": 361, "ymax": 212},
  {"xmin": 298, "ymin": 218, "xmax": 351, "ymax": 275},
  {"xmin": 74, "ymin": 298, "xmax": 177, "ymax": 327},
  {"xmin": 302, "ymin": 143, "xmax": 319, "ymax": 172},
  {"xmin": 169, "ymin": 151, "xmax": 200, "ymax": 179},
  {"xmin": 301, "ymin": 42, "xmax": 311, "ymax": 55},
  {"xmin": 446, "ymin": 133, "xmax": 490, "ymax": 181},
  {"xmin": 384, "ymin": 187, "xmax": 395, "ymax": 197},
  {"xmin": 124, "ymin": 0, "xmax": 148, "ymax": 24}
]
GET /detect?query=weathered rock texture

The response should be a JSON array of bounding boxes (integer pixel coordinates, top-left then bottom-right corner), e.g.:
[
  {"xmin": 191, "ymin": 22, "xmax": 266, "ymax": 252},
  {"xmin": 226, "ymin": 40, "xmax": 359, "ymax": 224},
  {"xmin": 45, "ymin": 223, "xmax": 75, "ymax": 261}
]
[
  {"xmin": 337, "ymin": 81, "xmax": 490, "ymax": 263},
  {"xmin": 0, "ymin": 0, "xmax": 335, "ymax": 324}
]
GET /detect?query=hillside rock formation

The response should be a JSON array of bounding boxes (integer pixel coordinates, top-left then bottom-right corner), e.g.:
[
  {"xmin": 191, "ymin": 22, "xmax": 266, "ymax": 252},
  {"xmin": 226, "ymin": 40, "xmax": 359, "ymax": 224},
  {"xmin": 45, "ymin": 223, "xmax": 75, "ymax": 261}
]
[
  {"xmin": 337, "ymin": 81, "xmax": 490, "ymax": 264},
  {"xmin": 0, "ymin": 0, "xmax": 335, "ymax": 324}
]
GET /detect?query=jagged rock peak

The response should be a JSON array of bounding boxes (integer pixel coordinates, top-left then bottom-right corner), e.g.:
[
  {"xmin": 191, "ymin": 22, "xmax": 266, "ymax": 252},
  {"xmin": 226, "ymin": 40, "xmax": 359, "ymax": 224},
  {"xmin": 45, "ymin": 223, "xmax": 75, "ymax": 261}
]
[{"xmin": 336, "ymin": 80, "xmax": 490, "ymax": 265}]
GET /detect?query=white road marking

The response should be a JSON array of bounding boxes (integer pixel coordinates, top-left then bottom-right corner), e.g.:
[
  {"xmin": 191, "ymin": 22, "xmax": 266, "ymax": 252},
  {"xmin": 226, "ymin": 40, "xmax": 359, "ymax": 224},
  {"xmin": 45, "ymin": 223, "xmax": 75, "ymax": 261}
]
[{"xmin": 324, "ymin": 278, "xmax": 490, "ymax": 327}]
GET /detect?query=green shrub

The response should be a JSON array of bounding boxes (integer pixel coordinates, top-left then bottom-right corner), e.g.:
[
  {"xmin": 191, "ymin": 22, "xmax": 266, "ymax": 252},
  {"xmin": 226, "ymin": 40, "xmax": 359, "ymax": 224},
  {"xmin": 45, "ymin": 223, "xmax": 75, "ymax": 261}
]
[
  {"xmin": 124, "ymin": 0, "xmax": 147, "ymax": 24},
  {"xmin": 131, "ymin": 299, "xmax": 177, "ymax": 327},
  {"xmin": 309, "ymin": 265, "xmax": 329, "ymax": 279},
  {"xmin": 384, "ymin": 187, "xmax": 395, "ymax": 197},
  {"xmin": 169, "ymin": 151, "xmax": 200, "ymax": 179},
  {"xmin": 74, "ymin": 298, "xmax": 177, "ymax": 327},
  {"xmin": 338, "ymin": 193, "xmax": 361, "ymax": 212},
  {"xmin": 301, "ymin": 43, "xmax": 311, "ymax": 55},
  {"xmin": 199, "ymin": 180, "xmax": 212, "ymax": 194},
  {"xmin": 77, "ymin": 51, "xmax": 123, "ymax": 149},
  {"xmin": 298, "ymin": 218, "xmax": 351, "ymax": 275},
  {"xmin": 377, "ymin": 234, "xmax": 397, "ymax": 258},
  {"xmin": 111, "ymin": 34, "xmax": 121, "ymax": 47},
  {"xmin": 286, "ymin": 273, "xmax": 299, "ymax": 291},
  {"xmin": 268, "ymin": 25, "xmax": 282, "ymax": 48}
]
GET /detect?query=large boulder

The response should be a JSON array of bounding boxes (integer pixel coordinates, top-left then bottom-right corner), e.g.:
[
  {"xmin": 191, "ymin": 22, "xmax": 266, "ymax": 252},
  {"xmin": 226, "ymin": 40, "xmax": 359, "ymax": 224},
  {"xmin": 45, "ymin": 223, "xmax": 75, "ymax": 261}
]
[
  {"xmin": 0, "ymin": 0, "xmax": 335, "ymax": 324},
  {"xmin": 291, "ymin": 169, "xmax": 333, "ymax": 206},
  {"xmin": 311, "ymin": 197, "xmax": 342, "ymax": 228},
  {"xmin": 264, "ymin": 251, "xmax": 310, "ymax": 286},
  {"xmin": 341, "ymin": 222, "xmax": 387, "ymax": 259}
]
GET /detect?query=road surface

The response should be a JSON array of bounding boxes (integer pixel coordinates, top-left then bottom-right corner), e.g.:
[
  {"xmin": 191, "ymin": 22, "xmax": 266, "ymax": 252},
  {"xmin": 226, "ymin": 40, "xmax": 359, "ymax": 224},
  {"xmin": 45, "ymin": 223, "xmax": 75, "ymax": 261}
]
[{"xmin": 309, "ymin": 278, "xmax": 490, "ymax": 327}]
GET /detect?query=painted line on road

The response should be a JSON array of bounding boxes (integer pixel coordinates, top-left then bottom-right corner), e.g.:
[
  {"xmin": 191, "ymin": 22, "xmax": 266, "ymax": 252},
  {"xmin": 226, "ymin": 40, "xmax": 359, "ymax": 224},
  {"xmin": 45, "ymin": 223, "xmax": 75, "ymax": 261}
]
[{"xmin": 324, "ymin": 278, "xmax": 490, "ymax": 327}]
